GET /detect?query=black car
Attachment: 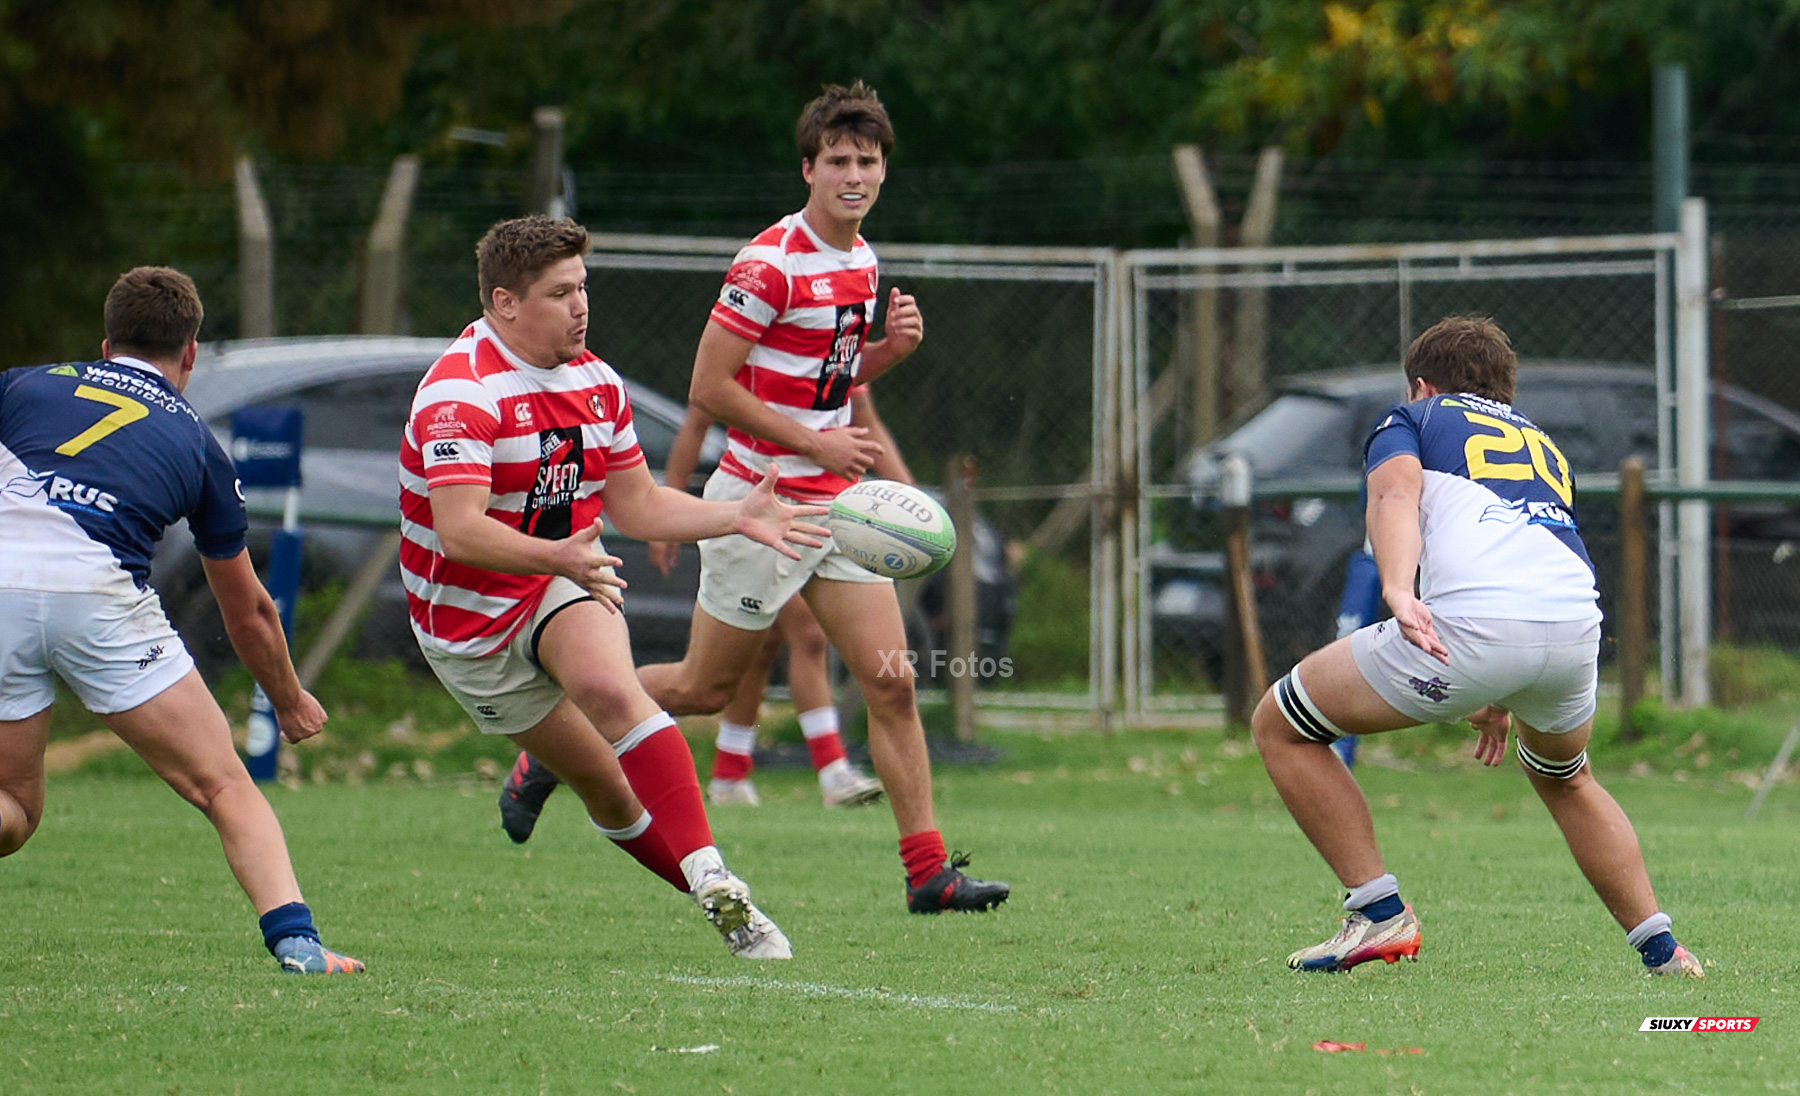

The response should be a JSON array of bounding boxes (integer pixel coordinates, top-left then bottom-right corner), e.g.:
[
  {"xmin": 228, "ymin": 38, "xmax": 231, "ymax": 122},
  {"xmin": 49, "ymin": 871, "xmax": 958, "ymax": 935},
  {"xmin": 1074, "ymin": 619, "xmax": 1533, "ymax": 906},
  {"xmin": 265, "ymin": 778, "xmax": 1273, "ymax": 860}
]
[
  {"xmin": 153, "ymin": 336, "xmax": 1013, "ymax": 680},
  {"xmin": 1154, "ymin": 363, "xmax": 1800, "ymax": 682}
]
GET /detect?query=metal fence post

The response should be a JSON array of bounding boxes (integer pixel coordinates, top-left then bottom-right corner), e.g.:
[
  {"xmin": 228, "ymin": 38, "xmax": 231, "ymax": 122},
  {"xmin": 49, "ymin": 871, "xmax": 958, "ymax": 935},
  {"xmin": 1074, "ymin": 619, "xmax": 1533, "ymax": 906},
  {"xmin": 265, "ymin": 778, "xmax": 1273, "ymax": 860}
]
[
  {"xmin": 234, "ymin": 156, "xmax": 274, "ymax": 338},
  {"xmin": 1676, "ymin": 197, "xmax": 1712, "ymax": 706},
  {"xmin": 360, "ymin": 154, "xmax": 420, "ymax": 335}
]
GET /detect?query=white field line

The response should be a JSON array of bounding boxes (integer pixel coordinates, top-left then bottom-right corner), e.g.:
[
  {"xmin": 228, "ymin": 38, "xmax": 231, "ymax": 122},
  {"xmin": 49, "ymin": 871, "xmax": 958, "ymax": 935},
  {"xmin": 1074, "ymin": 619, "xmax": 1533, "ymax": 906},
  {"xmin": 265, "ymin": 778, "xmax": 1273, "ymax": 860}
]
[{"xmin": 666, "ymin": 975, "xmax": 1022, "ymax": 1013}]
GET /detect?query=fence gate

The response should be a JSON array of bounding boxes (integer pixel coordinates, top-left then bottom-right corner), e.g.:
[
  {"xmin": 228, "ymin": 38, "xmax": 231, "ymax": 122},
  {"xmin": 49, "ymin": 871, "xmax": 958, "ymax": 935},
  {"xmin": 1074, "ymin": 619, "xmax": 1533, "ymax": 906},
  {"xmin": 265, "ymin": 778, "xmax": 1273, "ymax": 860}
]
[
  {"xmin": 1122, "ymin": 234, "xmax": 1692, "ymax": 718},
  {"xmin": 585, "ymin": 234, "xmax": 1117, "ymax": 713}
]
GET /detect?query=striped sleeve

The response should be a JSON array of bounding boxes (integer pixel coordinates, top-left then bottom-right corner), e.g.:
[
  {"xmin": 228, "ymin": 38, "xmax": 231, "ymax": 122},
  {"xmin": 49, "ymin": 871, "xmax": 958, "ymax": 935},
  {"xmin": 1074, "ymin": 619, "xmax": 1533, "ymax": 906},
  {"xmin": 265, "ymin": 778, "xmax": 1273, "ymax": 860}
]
[
  {"xmin": 413, "ymin": 376, "xmax": 500, "ymax": 489},
  {"xmin": 710, "ymin": 251, "xmax": 789, "ymax": 341}
]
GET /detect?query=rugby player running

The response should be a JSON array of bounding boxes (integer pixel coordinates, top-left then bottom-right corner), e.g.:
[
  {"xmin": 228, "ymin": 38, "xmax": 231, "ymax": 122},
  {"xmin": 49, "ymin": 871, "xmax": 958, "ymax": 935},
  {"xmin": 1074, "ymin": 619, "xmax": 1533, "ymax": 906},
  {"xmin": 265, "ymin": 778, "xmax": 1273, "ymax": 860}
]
[
  {"xmin": 1253, "ymin": 316, "xmax": 1703, "ymax": 977},
  {"xmin": 636, "ymin": 82, "xmax": 1009, "ymax": 913},
  {"xmin": 401, "ymin": 217, "xmax": 828, "ymax": 958},
  {"xmin": 0, "ymin": 267, "xmax": 362, "ymax": 974}
]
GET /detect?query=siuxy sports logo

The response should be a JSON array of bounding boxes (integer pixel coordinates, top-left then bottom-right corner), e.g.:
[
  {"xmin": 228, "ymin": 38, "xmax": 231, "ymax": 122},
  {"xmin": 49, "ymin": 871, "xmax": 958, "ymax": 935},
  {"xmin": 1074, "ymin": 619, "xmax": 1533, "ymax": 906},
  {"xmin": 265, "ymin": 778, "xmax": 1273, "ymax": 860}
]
[
  {"xmin": 1479, "ymin": 497, "xmax": 1576, "ymax": 531},
  {"xmin": 1639, "ymin": 1016, "xmax": 1759, "ymax": 1032}
]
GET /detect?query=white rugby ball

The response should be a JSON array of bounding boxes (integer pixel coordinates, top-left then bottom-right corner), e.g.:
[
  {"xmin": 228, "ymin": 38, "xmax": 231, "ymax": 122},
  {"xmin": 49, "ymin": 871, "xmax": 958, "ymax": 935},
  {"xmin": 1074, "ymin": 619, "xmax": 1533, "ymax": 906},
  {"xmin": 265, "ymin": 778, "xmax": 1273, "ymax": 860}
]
[{"xmin": 826, "ymin": 480, "xmax": 958, "ymax": 579}]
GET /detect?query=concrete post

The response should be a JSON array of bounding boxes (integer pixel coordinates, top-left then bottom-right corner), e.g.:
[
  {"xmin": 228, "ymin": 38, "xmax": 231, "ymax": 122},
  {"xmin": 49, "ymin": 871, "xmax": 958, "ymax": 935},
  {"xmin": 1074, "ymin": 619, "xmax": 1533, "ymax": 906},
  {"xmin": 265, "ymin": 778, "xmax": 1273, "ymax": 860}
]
[
  {"xmin": 360, "ymin": 155, "xmax": 421, "ymax": 335},
  {"xmin": 527, "ymin": 107, "xmax": 566, "ymax": 217},
  {"xmin": 234, "ymin": 156, "xmax": 274, "ymax": 338}
]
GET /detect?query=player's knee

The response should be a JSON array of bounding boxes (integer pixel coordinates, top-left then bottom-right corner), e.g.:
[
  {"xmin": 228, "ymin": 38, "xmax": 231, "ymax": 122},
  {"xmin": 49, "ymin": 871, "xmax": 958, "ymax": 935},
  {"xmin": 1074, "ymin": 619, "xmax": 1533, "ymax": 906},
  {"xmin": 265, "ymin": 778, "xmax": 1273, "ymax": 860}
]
[
  {"xmin": 0, "ymin": 801, "xmax": 41, "ymax": 857},
  {"xmin": 1257, "ymin": 670, "xmax": 1344, "ymax": 752},
  {"xmin": 1518, "ymin": 740, "xmax": 1589, "ymax": 783},
  {"xmin": 567, "ymin": 676, "xmax": 656, "ymax": 721},
  {"xmin": 786, "ymin": 621, "xmax": 828, "ymax": 662},
  {"xmin": 860, "ymin": 666, "xmax": 915, "ymax": 715}
]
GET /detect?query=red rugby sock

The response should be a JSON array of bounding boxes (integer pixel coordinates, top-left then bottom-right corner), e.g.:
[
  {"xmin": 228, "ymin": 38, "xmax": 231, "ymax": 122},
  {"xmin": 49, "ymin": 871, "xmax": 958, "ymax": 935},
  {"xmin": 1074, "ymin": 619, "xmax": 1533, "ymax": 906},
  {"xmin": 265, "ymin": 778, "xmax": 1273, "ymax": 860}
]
[
  {"xmin": 615, "ymin": 714, "xmax": 714, "ymax": 861},
  {"xmin": 899, "ymin": 829, "xmax": 948, "ymax": 889},
  {"xmin": 597, "ymin": 814, "xmax": 687, "ymax": 892}
]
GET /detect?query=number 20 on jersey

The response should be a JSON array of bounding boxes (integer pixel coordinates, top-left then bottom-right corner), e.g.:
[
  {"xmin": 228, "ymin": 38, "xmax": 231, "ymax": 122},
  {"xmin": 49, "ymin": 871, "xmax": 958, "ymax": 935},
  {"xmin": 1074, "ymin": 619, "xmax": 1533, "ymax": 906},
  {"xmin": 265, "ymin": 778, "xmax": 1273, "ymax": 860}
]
[{"xmin": 1461, "ymin": 411, "xmax": 1574, "ymax": 507}]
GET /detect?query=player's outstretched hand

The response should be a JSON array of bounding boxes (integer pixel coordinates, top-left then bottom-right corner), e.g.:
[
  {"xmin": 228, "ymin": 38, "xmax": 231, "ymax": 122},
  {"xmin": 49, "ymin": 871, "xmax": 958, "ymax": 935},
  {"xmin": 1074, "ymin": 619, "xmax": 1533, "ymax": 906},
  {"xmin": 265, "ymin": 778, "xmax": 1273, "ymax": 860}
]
[
  {"xmin": 554, "ymin": 519, "xmax": 627, "ymax": 611},
  {"xmin": 647, "ymin": 541, "xmax": 679, "ymax": 576},
  {"xmin": 277, "ymin": 689, "xmax": 329, "ymax": 744},
  {"xmin": 1467, "ymin": 705, "xmax": 1511, "ymax": 766},
  {"xmin": 735, "ymin": 464, "xmax": 831, "ymax": 560},
  {"xmin": 883, "ymin": 287, "xmax": 924, "ymax": 357},
  {"xmin": 809, "ymin": 425, "xmax": 884, "ymax": 481},
  {"xmin": 1386, "ymin": 589, "xmax": 1448, "ymax": 664}
]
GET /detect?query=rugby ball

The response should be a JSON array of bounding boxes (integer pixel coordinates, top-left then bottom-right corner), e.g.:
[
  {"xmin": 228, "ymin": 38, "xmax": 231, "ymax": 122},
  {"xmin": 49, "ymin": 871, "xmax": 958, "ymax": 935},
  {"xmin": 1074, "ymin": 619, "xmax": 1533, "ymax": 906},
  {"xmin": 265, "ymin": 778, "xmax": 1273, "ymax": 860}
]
[{"xmin": 827, "ymin": 480, "xmax": 957, "ymax": 579}]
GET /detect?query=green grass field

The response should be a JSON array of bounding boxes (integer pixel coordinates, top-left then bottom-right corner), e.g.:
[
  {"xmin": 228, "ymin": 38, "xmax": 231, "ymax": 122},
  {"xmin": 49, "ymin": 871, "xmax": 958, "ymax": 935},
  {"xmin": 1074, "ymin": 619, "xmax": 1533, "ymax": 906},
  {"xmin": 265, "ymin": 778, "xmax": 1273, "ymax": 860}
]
[{"xmin": 5, "ymin": 728, "xmax": 1797, "ymax": 1094}]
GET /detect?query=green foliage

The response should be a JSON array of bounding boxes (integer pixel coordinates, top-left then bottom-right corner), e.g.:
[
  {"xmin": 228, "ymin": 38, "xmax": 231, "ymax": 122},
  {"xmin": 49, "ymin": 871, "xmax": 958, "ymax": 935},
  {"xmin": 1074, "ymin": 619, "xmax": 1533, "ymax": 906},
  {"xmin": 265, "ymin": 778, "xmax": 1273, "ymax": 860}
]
[
  {"xmin": 8, "ymin": 742, "xmax": 1795, "ymax": 1092},
  {"xmin": 1002, "ymin": 551, "xmax": 1091, "ymax": 690}
]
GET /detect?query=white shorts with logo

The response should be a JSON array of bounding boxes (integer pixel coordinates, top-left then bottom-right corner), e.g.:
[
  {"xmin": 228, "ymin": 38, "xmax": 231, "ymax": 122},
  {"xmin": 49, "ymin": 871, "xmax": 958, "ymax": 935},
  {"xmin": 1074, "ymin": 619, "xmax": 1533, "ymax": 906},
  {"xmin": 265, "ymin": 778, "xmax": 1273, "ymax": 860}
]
[
  {"xmin": 696, "ymin": 469, "xmax": 887, "ymax": 631},
  {"xmin": 0, "ymin": 586, "xmax": 195, "ymax": 720},
  {"xmin": 418, "ymin": 577, "xmax": 594, "ymax": 736},
  {"xmin": 1348, "ymin": 614, "xmax": 1601, "ymax": 735}
]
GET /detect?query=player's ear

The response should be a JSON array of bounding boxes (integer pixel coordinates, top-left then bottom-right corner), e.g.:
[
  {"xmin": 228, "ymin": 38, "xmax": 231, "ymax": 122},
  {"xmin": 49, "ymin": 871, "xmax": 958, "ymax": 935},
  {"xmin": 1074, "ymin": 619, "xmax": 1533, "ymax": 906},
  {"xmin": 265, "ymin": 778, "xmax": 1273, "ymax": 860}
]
[
  {"xmin": 489, "ymin": 285, "xmax": 517, "ymax": 321},
  {"xmin": 801, "ymin": 158, "xmax": 814, "ymax": 185},
  {"xmin": 101, "ymin": 337, "xmax": 113, "ymax": 360}
]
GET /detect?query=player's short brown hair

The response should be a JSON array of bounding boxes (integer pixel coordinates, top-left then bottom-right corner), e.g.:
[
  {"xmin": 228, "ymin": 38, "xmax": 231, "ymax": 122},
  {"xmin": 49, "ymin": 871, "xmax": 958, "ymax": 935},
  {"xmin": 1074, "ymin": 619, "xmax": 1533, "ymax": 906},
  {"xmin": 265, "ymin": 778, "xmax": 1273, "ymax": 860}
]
[
  {"xmin": 796, "ymin": 80, "xmax": 894, "ymax": 162},
  {"xmin": 476, "ymin": 216, "xmax": 590, "ymax": 310},
  {"xmin": 1404, "ymin": 315, "xmax": 1517, "ymax": 403},
  {"xmin": 104, "ymin": 266, "xmax": 204, "ymax": 358}
]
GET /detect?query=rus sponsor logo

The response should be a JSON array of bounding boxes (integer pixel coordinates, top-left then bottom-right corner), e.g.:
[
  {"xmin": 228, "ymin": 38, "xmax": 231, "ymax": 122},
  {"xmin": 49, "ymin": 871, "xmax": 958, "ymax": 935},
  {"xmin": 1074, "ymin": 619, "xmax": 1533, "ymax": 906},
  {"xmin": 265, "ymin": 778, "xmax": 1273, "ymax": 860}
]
[{"xmin": 1639, "ymin": 1016, "xmax": 1759, "ymax": 1032}]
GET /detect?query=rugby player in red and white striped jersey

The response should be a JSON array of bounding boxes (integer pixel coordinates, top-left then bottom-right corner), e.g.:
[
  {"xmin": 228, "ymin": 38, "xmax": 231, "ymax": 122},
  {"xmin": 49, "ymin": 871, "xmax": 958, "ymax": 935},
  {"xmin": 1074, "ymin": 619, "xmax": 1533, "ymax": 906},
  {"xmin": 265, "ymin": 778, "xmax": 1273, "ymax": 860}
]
[
  {"xmin": 638, "ymin": 82, "xmax": 1010, "ymax": 915},
  {"xmin": 402, "ymin": 216, "xmax": 829, "ymax": 959}
]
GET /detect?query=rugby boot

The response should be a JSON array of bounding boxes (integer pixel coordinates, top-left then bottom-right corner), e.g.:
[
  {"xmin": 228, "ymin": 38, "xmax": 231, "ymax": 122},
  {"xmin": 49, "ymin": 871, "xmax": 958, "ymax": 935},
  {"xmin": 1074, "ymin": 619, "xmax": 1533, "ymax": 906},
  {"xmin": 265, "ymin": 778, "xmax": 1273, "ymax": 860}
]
[
  {"xmin": 499, "ymin": 751, "xmax": 561, "ymax": 844},
  {"xmin": 905, "ymin": 852, "xmax": 1010, "ymax": 913},
  {"xmin": 1287, "ymin": 903, "xmax": 1421, "ymax": 972}
]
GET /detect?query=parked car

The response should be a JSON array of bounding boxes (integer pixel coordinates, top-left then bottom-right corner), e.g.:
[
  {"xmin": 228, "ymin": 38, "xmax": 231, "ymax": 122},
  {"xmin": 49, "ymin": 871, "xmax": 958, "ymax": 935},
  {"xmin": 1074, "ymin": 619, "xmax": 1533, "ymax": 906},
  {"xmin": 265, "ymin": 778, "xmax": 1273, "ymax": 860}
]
[
  {"xmin": 153, "ymin": 336, "xmax": 1015, "ymax": 681},
  {"xmin": 1153, "ymin": 363, "xmax": 1800, "ymax": 682}
]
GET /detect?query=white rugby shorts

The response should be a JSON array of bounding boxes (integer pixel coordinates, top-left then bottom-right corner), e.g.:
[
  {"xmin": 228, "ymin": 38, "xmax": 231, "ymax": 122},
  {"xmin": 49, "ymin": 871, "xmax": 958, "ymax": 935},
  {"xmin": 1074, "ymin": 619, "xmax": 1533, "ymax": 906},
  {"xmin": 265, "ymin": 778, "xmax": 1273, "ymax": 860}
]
[
  {"xmin": 695, "ymin": 469, "xmax": 885, "ymax": 631},
  {"xmin": 0, "ymin": 586, "xmax": 195, "ymax": 720},
  {"xmin": 1349, "ymin": 614, "xmax": 1601, "ymax": 735},
  {"xmin": 418, "ymin": 576, "xmax": 598, "ymax": 735}
]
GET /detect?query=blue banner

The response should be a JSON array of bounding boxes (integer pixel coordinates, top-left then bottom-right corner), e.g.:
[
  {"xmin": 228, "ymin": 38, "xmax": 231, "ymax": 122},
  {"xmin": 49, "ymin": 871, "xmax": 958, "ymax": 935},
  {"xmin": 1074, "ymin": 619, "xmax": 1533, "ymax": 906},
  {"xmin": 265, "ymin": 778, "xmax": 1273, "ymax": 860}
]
[{"xmin": 230, "ymin": 406, "xmax": 303, "ymax": 488}]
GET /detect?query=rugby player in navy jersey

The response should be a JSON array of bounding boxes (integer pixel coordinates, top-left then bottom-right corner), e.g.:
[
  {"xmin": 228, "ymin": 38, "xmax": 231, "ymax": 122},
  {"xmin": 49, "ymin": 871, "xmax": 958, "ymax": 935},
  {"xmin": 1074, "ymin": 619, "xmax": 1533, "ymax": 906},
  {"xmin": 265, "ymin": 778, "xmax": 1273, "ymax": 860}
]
[
  {"xmin": 1252, "ymin": 316, "xmax": 1702, "ymax": 978},
  {"xmin": 0, "ymin": 267, "xmax": 363, "ymax": 975}
]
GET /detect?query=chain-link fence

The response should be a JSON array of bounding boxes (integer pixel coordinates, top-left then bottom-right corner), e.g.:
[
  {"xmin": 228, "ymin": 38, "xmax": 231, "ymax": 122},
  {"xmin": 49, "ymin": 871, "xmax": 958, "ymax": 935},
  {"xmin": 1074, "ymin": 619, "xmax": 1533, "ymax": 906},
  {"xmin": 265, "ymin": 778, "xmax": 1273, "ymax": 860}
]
[
  {"xmin": 89, "ymin": 155, "xmax": 1800, "ymax": 721},
  {"xmin": 1123, "ymin": 237, "xmax": 1686, "ymax": 713},
  {"xmin": 582, "ymin": 236, "xmax": 1115, "ymax": 707}
]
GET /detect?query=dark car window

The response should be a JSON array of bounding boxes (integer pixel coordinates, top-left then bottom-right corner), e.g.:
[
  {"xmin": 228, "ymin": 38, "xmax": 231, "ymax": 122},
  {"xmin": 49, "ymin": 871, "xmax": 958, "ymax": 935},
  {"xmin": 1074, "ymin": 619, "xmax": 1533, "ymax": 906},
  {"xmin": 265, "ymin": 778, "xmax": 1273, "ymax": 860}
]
[
  {"xmin": 222, "ymin": 369, "xmax": 427, "ymax": 451},
  {"xmin": 624, "ymin": 403, "xmax": 676, "ymax": 469},
  {"xmin": 1222, "ymin": 394, "xmax": 1359, "ymax": 476},
  {"xmin": 1719, "ymin": 399, "xmax": 1800, "ymax": 481}
]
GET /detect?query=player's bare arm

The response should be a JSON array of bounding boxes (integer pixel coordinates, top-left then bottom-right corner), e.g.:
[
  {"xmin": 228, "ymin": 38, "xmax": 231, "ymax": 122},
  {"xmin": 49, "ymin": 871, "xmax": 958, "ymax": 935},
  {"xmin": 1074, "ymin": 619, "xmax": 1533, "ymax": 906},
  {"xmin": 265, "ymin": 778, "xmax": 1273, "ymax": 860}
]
[
  {"xmin": 202, "ymin": 550, "xmax": 326, "ymax": 743},
  {"xmin": 689, "ymin": 321, "xmax": 884, "ymax": 480},
  {"xmin": 601, "ymin": 460, "xmax": 829, "ymax": 560},
  {"xmin": 849, "ymin": 388, "xmax": 915, "ymax": 485},
  {"xmin": 853, "ymin": 287, "xmax": 923, "ymax": 385},
  {"xmin": 429, "ymin": 482, "xmax": 627, "ymax": 607},
  {"xmin": 1365, "ymin": 453, "xmax": 1448, "ymax": 663},
  {"xmin": 648, "ymin": 404, "xmax": 716, "ymax": 575}
]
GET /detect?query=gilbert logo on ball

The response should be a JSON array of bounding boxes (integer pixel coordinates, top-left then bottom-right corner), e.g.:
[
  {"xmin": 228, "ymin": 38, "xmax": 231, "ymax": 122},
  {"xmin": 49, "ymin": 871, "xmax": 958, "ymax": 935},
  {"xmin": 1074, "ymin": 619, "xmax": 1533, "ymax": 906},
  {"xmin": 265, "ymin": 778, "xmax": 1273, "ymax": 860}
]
[{"xmin": 826, "ymin": 480, "xmax": 957, "ymax": 579}]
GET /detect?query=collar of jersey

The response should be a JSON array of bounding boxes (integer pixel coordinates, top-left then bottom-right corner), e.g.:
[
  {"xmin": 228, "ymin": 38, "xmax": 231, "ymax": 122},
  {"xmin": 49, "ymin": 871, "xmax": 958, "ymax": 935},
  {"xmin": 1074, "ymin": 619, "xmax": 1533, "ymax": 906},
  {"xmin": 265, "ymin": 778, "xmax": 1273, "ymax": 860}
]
[
  {"xmin": 471, "ymin": 317, "xmax": 588, "ymax": 379},
  {"xmin": 791, "ymin": 209, "xmax": 861, "ymax": 259},
  {"xmin": 105, "ymin": 356, "xmax": 168, "ymax": 382}
]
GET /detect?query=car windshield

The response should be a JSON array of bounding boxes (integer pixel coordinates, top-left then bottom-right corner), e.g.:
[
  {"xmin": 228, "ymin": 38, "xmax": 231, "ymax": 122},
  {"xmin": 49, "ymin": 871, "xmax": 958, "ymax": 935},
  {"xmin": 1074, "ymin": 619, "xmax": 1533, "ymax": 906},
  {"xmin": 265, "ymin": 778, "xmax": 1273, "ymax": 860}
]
[{"xmin": 1214, "ymin": 394, "xmax": 1355, "ymax": 478}]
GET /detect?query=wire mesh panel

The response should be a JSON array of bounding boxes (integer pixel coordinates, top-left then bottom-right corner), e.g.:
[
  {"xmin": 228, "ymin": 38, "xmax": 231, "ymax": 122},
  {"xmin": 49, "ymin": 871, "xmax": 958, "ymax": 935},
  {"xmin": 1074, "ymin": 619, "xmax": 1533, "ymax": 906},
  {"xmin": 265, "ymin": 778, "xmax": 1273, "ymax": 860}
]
[
  {"xmin": 1126, "ymin": 237, "xmax": 1678, "ymax": 713},
  {"xmin": 585, "ymin": 236, "xmax": 1113, "ymax": 706}
]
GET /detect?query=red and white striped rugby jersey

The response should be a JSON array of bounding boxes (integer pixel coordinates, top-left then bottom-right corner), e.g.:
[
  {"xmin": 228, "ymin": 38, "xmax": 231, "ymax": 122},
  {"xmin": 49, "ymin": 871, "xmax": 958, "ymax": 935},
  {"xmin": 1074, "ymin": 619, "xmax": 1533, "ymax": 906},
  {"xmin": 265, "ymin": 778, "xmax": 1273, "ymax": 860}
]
[
  {"xmin": 399, "ymin": 319, "xmax": 644, "ymax": 656},
  {"xmin": 708, "ymin": 212, "xmax": 879, "ymax": 500}
]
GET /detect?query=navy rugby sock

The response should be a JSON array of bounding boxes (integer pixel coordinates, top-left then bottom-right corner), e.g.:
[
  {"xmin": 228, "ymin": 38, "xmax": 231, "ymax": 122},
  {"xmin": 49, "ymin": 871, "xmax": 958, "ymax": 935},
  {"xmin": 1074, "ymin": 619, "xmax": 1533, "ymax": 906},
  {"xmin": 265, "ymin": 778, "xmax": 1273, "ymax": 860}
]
[
  {"xmin": 1358, "ymin": 894, "xmax": 1405, "ymax": 923},
  {"xmin": 259, "ymin": 901, "xmax": 320, "ymax": 954},
  {"xmin": 1636, "ymin": 932, "xmax": 1677, "ymax": 968}
]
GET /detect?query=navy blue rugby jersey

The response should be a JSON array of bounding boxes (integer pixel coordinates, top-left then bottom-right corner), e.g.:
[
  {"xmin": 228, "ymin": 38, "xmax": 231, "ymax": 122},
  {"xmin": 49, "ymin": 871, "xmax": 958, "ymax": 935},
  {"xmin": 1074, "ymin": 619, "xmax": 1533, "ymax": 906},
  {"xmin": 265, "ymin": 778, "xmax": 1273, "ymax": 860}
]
[
  {"xmin": 1364, "ymin": 392, "xmax": 1601, "ymax": 623},
  {"xmin": 0, "ymin": 358, "xmax": 246, "ymax": 593}
]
